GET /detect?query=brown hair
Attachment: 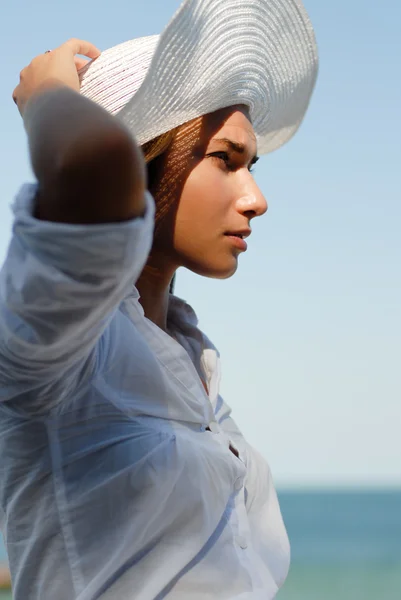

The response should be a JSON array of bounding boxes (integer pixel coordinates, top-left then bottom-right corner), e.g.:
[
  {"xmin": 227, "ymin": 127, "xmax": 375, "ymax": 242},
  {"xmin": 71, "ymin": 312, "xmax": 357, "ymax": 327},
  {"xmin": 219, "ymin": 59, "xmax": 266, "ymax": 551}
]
[
  {"xmin": 140, "ymin": 129, "xmax": 179, "ymax": 234},
  {"xmin": 140, "ymin": 118, "xmax": 202, "ymax": 235},
  {"xmin": 141, "ymin": 130, "xmax": 177, "ymax": 165},
  {"xmin": 141, "ymin": 130, "xmax": 179, "ymax": 293}
]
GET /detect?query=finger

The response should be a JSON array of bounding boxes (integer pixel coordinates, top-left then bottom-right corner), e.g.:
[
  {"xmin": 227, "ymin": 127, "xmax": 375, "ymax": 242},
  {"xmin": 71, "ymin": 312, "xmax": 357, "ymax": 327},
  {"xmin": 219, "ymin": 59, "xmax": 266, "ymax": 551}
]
[
  {"xmin": 74, "ymin": 56, "xmax": 90, "ymax": 70},
  {"xmin": 63, "ymin": 38, "xmax": 101, "ymax": 60}
]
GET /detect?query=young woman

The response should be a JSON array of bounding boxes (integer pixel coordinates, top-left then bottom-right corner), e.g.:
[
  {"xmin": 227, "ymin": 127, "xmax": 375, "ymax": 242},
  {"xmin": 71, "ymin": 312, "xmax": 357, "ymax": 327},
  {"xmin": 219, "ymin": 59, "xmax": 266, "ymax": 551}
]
[{"xmin": 2, "ymin": 0, "xmax": 318, "ymax": 598}]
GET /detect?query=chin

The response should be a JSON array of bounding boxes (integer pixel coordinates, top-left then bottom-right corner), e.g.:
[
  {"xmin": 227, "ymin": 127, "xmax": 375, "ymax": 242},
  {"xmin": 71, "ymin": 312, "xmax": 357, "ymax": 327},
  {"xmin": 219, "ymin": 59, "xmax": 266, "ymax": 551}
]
[{"xmin": 185, "ymin": 257, "xmax": 239, "ymax": 280}]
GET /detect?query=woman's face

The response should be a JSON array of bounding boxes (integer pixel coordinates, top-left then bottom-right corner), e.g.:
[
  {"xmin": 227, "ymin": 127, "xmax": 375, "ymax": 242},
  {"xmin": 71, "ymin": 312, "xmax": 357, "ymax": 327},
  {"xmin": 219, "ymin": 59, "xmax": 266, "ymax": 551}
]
[{"xmin": 151, "ymin": 105, "xmax": 268, "ymax": 279}]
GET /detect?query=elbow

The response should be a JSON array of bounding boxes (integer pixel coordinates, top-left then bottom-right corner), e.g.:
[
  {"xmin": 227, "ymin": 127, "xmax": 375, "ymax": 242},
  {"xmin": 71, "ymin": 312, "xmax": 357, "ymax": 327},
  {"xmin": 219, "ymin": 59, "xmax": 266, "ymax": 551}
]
[{"xmin": 37, "ymin": 126, "xmax": 147, "ymax": 224}]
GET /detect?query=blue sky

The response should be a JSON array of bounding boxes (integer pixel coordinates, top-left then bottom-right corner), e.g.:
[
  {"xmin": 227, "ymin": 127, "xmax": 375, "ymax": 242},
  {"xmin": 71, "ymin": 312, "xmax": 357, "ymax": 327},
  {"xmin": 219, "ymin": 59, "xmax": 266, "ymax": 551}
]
[{"xmin": 0, "ymin": 0, "xmax": 400, "ymax": 487}]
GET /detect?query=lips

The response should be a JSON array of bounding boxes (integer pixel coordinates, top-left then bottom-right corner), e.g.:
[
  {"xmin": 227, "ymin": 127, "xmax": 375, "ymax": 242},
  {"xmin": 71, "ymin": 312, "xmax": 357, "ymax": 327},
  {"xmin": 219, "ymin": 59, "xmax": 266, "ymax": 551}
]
[
  {"xmin": 224, "ymin": 229, "xmax": 251, "ymax": 239},
  {"xmin": 224, "ymin": 231, "xmax": 250, "ymax": 251}
]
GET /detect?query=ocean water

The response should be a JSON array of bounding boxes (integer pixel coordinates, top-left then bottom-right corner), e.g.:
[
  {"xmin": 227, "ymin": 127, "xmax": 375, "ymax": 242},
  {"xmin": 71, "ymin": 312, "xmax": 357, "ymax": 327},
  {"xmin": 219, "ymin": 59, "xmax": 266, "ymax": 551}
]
[
  {"xmin": 1, "ymin": 490, "xmax": 400, "ymax": 599},
  {"xmin": 277, "ymin": 490, "xmax": 401, "ymax": 600}
]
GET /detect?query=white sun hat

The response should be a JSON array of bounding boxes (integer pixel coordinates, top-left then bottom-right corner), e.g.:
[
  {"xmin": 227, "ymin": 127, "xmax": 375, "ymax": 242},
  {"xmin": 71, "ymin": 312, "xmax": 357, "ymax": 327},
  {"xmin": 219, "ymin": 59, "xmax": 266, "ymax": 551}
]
[{"xmin": 80, "ymin": 0, "xmax": 318, "ymax": 155}]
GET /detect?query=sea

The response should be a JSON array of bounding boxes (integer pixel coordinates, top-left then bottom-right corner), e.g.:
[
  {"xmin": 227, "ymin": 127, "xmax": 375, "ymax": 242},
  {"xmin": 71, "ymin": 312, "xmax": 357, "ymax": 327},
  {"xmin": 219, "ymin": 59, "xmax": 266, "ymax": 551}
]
[{"xmin": 1, "ymin": 490, "xmax": 400, "ymax": 600}]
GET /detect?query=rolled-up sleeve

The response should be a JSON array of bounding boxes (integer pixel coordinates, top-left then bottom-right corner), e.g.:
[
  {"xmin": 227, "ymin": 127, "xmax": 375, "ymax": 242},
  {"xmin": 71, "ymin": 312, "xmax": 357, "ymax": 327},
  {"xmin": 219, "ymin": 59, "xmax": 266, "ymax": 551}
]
[{"xmin": 0, "ymin": 184, "xmax": 154, "ymax": 398}]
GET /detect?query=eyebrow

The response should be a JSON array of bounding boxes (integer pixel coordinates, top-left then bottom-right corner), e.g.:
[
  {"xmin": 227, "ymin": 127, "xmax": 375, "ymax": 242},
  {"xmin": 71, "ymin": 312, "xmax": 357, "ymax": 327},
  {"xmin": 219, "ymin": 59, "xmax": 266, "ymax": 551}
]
[{"xmin": 212, "ymin": 137, "xmax": 259, "ymax": 164}]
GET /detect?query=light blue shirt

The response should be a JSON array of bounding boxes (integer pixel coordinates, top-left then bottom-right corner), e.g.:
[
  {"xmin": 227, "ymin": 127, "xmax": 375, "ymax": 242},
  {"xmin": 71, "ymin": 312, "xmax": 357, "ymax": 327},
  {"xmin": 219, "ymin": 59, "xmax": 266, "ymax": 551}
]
[{"xmin": 0, "ymin": 185, "xmax": 290, "ymax": 599}]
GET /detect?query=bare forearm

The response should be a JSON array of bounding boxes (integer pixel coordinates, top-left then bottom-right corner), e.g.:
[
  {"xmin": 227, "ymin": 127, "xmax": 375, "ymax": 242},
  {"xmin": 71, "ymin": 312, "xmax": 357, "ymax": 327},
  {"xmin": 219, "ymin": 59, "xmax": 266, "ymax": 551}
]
[{"xmin": 24, "ymin": 84, "xmax": 146, "ymax": 224}]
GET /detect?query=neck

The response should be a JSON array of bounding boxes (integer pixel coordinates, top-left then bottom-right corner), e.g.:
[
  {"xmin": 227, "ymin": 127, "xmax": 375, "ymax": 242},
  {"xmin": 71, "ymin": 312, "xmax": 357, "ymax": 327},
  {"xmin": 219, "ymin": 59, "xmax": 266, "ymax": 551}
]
[{"xmin": 136, "ymin": 255, "xmax": 176, "ymax": 331}]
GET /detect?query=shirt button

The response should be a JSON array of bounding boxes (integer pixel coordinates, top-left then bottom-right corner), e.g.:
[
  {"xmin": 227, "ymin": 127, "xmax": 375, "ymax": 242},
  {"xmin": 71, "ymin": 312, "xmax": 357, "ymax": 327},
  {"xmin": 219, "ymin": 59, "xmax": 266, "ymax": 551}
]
[
  {"xmin": 236, "ymin": 535, "xmax": 248, "ymax": 550},
  {"xmin": 234, "ymin": 478, "xmax": 244, "ymax": 492}
]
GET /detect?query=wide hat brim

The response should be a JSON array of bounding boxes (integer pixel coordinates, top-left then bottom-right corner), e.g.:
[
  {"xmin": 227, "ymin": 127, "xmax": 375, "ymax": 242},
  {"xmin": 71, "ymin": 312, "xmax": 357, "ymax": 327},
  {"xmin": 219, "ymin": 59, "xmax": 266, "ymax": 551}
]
[{"xmin": 80, "ymin": 0, "xmax": 318, "ymax": 155}]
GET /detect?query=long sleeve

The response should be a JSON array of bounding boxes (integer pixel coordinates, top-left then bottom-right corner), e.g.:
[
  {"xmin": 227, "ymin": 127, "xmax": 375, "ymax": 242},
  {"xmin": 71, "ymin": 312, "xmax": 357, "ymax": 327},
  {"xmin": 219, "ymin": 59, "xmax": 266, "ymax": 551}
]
[{"xmin": 0, "ymin": 184, "xmax": 154, "ymax": 401}]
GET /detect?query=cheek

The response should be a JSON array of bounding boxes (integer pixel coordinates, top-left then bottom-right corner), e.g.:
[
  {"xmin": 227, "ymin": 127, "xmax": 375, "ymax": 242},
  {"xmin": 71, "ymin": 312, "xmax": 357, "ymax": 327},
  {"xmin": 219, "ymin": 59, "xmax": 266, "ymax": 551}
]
[{"xmin": 176, "ymin": 162, "xmax": 231, "ymax": 227}]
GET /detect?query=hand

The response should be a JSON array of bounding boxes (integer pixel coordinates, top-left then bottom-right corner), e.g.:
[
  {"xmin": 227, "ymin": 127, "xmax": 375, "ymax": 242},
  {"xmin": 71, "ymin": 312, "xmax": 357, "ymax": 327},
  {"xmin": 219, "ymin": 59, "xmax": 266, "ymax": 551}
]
[{"xmin": 13, "ymin": 38, "xmax": 100, "ymax": 116}]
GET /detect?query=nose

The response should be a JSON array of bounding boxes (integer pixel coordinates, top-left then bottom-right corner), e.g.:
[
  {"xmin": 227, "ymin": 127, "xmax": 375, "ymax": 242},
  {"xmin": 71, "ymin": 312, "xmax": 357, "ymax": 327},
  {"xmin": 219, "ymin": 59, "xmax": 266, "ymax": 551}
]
[{"xmin": 235, "ymin": 174, "xmax": 268, "ymax": 219}]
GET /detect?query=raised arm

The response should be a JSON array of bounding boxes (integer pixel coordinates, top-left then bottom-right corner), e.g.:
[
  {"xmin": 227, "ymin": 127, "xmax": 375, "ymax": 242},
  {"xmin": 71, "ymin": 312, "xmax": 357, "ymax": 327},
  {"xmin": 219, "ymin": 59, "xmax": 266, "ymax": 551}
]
[
  {"xmin": 0, "ymin": 40, "xmax": 154, "ymax": 401},
  {"xmin": 14, "ymin": 38, "xmax": 146, "ymax": 223}
]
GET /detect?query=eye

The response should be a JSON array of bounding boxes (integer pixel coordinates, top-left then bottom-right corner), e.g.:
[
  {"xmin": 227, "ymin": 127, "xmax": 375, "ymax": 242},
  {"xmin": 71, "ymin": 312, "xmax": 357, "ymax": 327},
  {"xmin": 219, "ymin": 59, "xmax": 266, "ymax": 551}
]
[
  {"xmin": 206, "ymin": 151, "xmax": 235, "ymax": 171},
  {"xmin": 207, "ymin": 151, "xmax": 257, "ymax": 174},
  {"xmin": 249, "ymin": 157, "xmax": 259, "ymax": 174}
]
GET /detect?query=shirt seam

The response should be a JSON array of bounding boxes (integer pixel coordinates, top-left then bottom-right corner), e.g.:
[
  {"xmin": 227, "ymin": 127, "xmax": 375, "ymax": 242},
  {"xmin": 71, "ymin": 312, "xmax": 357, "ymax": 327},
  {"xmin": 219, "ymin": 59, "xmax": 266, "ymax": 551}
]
[
  {"xmin": 136, "ymin": 312, "xmax": 213, "ymax": 424},
  {"xmin": 47, "ymin": 422, "xmax": 85, "ymax": 595},
  {"xmin": 118, "ymin": 307, "xmax": 209, "ymax": 425}
]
